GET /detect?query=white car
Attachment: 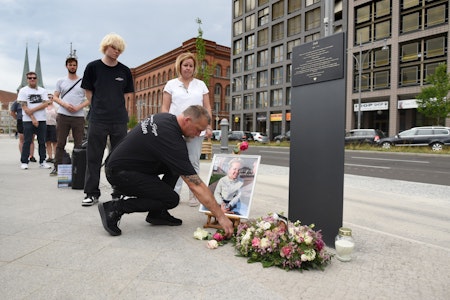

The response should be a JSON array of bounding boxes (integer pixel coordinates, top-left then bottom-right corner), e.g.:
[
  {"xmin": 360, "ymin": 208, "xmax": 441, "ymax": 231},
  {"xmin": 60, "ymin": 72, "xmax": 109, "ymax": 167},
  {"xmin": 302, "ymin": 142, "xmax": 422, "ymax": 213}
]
[
  {"xmin": 251, "ymin": 132, "xmax": 269, "ymax": 143},
  {"xmin": 212, "ymin": 130, "xmax": 221, "ymax": 141}
]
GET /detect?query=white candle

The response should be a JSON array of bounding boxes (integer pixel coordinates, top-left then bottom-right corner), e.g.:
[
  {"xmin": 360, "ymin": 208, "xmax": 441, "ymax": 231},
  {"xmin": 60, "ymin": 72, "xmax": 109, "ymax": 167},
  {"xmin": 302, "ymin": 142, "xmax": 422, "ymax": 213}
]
[{"xmin": 335, "ymin": 239, "xmax": 355, "ymax": 261}]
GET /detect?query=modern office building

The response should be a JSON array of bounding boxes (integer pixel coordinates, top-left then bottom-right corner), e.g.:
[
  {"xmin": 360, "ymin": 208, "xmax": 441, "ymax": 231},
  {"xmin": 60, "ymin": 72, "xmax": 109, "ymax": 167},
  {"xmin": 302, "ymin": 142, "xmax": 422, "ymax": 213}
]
[
  {"xmin": 130, "ymin": 38, "xmax": 231, "ymax": 129},
  {"xmin": 347, "ymin": 0, "xmax": 450, "ymax": 136},
  {"xmin": 231, "ymin": 0, "xmax": 449, "ymax": 139},
  {"xmin": 230, "ymin": 0, "xmax": 346, "ymax": 139}
]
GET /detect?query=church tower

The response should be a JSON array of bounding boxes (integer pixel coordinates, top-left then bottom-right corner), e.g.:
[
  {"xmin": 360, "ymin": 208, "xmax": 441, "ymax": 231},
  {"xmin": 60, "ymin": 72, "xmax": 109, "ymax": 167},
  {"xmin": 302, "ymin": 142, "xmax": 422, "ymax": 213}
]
[
  {"xmin": 17, "ymin": 44, "xmax": 30, "ymax": 92},
  {"xmin": 35, "ymin": 44, "xmax": 44, "ymax": 88}
]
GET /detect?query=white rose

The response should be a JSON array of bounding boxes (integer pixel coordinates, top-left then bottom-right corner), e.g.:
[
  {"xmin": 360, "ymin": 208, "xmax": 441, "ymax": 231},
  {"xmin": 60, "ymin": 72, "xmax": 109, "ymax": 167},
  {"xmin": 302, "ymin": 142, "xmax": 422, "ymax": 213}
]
[
  {"xmin": 193, "ymin": 227, "xmax": 209, "ymax": 240},
  {"xmin": 263, "ymin": 222, "xmax": 271, "ymax": 230},
  {"xmin": 207, "ymin": 240, "xmax": 219, "ymax": 249},
  {"xmin": 260, "ymin": 237, "xmax": 270, "ymax": 248}
]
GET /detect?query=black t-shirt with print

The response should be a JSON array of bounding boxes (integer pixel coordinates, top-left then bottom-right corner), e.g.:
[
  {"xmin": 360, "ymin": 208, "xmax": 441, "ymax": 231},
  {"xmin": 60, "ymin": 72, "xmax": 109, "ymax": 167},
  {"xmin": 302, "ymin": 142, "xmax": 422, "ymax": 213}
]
[{"xmin": 106, "ymin": 113, "xmax": 196, "ymax": 177}]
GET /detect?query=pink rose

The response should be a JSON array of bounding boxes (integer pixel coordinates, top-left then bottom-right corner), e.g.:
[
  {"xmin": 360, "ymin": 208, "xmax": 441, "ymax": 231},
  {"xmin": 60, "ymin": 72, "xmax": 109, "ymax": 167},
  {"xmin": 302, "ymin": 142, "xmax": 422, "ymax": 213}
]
[
  {"xmin": 280, "ymin": 246, "xmax": 292, "ymax": 258},
  {"xmin": 207, "ymin": 240, "xmax": 219, "ymax": 249},
  {"xmin": 252, "ymin": 237, "xmax": 260, "ymax": 247},
  {"xmin": 213, "ymin": 232, "xmax": 224, "ymax": 242},
  {"xmin": 239, "ymin": 141, "xmax": 249, "ymax": 151}
]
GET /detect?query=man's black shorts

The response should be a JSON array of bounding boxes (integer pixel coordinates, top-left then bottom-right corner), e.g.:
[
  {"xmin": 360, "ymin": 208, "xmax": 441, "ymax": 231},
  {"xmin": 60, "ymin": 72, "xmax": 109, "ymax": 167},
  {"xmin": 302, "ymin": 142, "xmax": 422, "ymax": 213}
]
[{"xmin": 16, "ymin": 119, "xmax": 23, "ymax": 134}]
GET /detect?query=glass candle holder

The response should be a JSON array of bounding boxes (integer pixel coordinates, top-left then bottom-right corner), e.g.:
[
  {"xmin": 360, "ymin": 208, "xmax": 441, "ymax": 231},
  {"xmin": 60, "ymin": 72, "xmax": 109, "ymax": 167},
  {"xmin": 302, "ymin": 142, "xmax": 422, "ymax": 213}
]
[{"xmin": 335, "ymin": 227, "xmax": 355, "ymax": 262}]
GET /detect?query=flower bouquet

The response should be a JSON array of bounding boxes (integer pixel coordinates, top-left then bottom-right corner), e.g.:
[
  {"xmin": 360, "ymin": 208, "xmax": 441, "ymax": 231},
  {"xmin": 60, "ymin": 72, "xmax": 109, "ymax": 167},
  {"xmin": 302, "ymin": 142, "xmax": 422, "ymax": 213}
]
[
  {"xmin": 232, "ymin": 213, "xmax": 332, "ymax": 271},
  {"xmin": 233, "ymin": 140, "xmax": 249, "ymax": 154}
]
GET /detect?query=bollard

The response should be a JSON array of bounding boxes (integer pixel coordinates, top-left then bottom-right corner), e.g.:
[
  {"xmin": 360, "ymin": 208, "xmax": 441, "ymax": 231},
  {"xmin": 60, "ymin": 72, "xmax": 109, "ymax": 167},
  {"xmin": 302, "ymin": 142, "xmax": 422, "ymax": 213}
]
[{"xmin": 220, "ymin": 118, "xmax": 229, "ymax": 153}]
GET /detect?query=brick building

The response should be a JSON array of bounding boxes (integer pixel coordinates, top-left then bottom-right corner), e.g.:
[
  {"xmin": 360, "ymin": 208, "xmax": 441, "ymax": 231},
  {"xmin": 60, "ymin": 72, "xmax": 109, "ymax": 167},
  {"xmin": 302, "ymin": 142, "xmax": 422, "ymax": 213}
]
[{"xmin": 130, "ymin": 38, "xmax": 231, "ymax": 130}]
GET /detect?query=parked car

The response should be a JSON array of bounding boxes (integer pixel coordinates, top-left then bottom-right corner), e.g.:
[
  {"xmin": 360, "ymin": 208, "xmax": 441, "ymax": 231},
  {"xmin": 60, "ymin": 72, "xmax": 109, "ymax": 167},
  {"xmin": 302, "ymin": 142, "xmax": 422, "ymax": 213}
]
[
  {"xmin": 251, "ymin": 132, "xmax": 269, "ymax": 143},
  {"xmin": 345, "ymin": 129, "xmax": 386, "ymax": 145},
  {"xmin": 377, "ymin": 126, "xmax": 450, "ymax": 151},
  {"xmin": 212, "ymin": 130, "xmax": 221, "ymax": 141},
  {"xmin": 274, "ymin": 130, "xmax": 290, "ymax": 142},
  {"xmin": 228, "ymin": 131, "xmax": 253, "ymax": 141}
]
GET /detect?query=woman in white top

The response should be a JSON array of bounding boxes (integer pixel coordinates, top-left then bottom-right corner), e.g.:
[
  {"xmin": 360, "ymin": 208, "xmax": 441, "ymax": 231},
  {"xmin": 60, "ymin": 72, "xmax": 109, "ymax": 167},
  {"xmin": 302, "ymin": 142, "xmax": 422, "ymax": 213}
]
[{"xmin": 162, "ymin": 52, "xmax": 212, "ymax": 207}]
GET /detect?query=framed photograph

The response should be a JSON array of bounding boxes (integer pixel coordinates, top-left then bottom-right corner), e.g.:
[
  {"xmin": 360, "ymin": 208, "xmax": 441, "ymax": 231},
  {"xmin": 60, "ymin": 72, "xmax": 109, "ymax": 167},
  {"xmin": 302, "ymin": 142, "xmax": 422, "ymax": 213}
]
[{"xmin": 199, "ymin": 154, "xmax": 261, "ymax": 219}]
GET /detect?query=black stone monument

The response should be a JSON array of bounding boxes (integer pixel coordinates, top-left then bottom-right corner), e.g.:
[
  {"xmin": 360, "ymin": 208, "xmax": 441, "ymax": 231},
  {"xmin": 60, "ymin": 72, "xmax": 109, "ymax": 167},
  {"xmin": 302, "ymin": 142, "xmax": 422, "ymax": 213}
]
[{"xmin": 289, "ymin": 32, "xmax": 346, "ymax": 246}]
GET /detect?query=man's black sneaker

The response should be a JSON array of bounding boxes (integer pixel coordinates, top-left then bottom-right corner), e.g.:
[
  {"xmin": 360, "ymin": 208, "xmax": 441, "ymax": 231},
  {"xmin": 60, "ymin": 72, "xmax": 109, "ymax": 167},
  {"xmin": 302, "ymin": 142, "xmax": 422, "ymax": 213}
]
[
  {"xmin": 49, "ymin": 167, "xmax": 57, "ymax": 176},
  {"xmin": 29, "ymin": 156, "xmax": 37, "ymax": 162},
  {"xmin": 98, "ymin": 201, "xmax": 123, "ymax": 236},
  {"xmin": 146, "ymin": 210, "xmax": 182, "ymax": 226}
]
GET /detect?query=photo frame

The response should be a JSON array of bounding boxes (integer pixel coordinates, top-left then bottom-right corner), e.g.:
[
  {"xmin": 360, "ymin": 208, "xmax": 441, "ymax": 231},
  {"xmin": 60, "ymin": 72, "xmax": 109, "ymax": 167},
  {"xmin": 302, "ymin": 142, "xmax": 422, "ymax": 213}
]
[{"xmin": 199, "ymin": 154, "xmax": 261, "ymax": 219}]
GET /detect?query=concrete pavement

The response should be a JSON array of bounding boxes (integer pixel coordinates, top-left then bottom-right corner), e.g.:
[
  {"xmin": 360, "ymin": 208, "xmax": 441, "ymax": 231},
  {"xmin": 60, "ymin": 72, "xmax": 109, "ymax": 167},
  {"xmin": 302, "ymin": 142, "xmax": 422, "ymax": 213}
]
[{"xmin": 0, "ymin": 135, "xmax": 449, "ymax": 299}]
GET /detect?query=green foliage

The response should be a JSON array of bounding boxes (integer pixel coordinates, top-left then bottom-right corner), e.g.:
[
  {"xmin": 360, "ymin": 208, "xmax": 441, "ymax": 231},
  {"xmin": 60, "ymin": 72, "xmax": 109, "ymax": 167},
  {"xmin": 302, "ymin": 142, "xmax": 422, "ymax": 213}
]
[
  {"xmin": 195, "ymin": 17, "xmax": 215, "ymax": 86},
  {"xmin": 416, "ymin": 63, "xmax": 450, "ymax": 125},
  {"xmin": 127, "ymin": 115, "xmax": 138, "ymax": 129}
]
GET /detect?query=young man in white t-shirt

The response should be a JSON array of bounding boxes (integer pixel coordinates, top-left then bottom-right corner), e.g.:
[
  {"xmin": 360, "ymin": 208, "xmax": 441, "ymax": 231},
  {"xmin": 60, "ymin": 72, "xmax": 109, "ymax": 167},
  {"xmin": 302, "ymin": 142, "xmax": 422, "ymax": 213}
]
[{"xmin": 17, "ymin": 72, "xmax": 51, "ymax": 170}]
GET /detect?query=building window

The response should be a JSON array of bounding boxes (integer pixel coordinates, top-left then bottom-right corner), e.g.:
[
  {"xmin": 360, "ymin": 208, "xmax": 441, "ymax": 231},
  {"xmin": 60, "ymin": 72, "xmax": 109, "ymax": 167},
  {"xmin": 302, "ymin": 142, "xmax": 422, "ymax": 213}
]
[
  {"xmin": 226, "ymin": 67, "xmax": 230, "ymax": 78},
  {"xmin": 234, "ymin": 39, "xmax": 243, "ymax": 55},
  {"xmin": 233, "ymin": 58, "xmax": 243, "ymax": 73},
  {"xmin": 305, "ymin": 32, "xmax": 320, "ymax": 43},
  {"xmin": 426, "ymin": 4, "xmax": 447, "ymax": 28},
  {"xmin": 245, "ymin": 54, "xmax": 255, "ymax": 71},
  {"xmin": 215, "ymin": 84, "xmax": 222, "ymax": 97},
  {"xmin": 271, "ymin": 67, "xmax": 283, "ymax": 85},
  {"xmin": 375, "ymin": 0, "xmax": 390, "ymax": 18},
  {"xmin": 214, "ymin": 65, "xmax": 222, "ymax": 77},
  {"xmin": 374, "ymin": 48, "xmax": 390, "ymax": 67},
  {"xmin": 233, "ymin": 77, "xmax": 242, "ymax": 92},
  {"xmin": 402, "ymin": 0, "xmax": 419, "ymax": 10},
  {"xmin": 286, "ymin": 87, "xmax": 291, "ymax": 106},
  {"xmin": 258, "ymin": 0, "xmax": 269, "ymax": 5},
  {"xmin": 375, "ymin": 20, "xmax": 390, "ymax": 40},
  {"xmin": 425, "ymin": 62, "xmax": 445, "ymax": 79},
  {"xmin": 272, "ymin": 0, "xmax": 284, "ymax": 20},
  {"xmin": 257, "ymin": 49, "xmax": 269, "ymax": 67},
  {"xmin": 401, "ymin": 42, "xmax": 420, "ymax": 62},
  {"xmin": 256, "ymin": 91, "xmax": 268, "ymax": 108},
  {"xmin": 257, "ymin": 70, "xmax": 268, "ymax": 88},
  {"xmin": 374, "ymin": 71, "xmax": 389, "ymax": 89},
  {"xmin": 401, "ymin": 66, "xmax": 419, "ymax": 86},
  {"xmin": 356, "ymin": 4, "xmax": 371, "ymax": 24},
  {"xmin": 232, "ymin": 95, "xmax": 242, "ymax": 110},
  {"xmin": 306, "ymin": 0, "xmax": 320, "ymax": 7},
  {"xmin": 245, "ymin": 14, "xmax": 256, "ymax": 31},
  {"xmin": 356, "ymin": 72, "xmax": 371, "ymax": 91},
  {"xmin": 245, "ymin": 34, "xmax": 255, "ymax": 51},
  {"xmin": 234, "ymin": 20, "xmax": 243, "ymax": 36},
  {"xmin": 272, "ymin": 22, "xmax": 284, "ymax": 42},
  {"xmin": 356, "ymin": 26, "xmax": 371, "ymax": 44},
  {"xmin": 305, "ymin": 8, "xmax": 321, "ymax": 30},
  {"xmin": 287, "ymin": 39, "xmax": 301, "ymax": 59},
  {"xmin": 402, "ymin": 12, "xmax": 420, "ymax": 33},
  {"xmin": 288, "ymin": 0, "xmax": 301, "ymax": 13},
  {"xmin": 258, "ymin": 7, "xmax": 269, "ymax": 26},
  {"xmin": 426, "ymin": 36, "xmax": 445, "ymax": 58},
  {"xmin": 244, "ymin": 94, "xmax": 254, "ymax": 109},
  {"xmin": 271, "ymin": 45, "xmax": 284, "ymax": 63},
  {"xmin": 257, "ymin": 28, "xmax": 269, "ymax": 47},
  {"xmin": 246, "ymin": 0, "xmax": 256, "ymax": 12},
  {"xmin": 270, "ymin": 89, "xmax": 283, "ymax": 107},
  {"xmin": 286, "ymin": 64, "xmax": 292, "ymax": 83},
  {"xmin": 287, "ymin": 15, "xmax": 301, "ymax": 37},
  {"xmin": 244, "ymin": 74, "xmax": 255, "ymax": 90},
  {"xmin": 234, "ymin": 0, "xmax": 243, "ymax": 18}
]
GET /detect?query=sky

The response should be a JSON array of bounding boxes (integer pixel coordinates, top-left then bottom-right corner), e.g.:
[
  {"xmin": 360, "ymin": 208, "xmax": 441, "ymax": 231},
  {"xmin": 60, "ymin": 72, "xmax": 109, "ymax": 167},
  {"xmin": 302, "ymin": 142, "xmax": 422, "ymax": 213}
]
[{"xmin": 0, "ymin": 0, "xmax": 232, "ymax": 94}]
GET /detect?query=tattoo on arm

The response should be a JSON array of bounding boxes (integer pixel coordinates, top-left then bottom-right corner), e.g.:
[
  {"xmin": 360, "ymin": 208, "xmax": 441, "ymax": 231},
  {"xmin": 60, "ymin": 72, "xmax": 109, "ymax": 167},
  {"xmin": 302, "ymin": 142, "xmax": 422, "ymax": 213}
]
[{"xmin": 182, "ymin": 174, "xmax": 202, "ymax": 185}]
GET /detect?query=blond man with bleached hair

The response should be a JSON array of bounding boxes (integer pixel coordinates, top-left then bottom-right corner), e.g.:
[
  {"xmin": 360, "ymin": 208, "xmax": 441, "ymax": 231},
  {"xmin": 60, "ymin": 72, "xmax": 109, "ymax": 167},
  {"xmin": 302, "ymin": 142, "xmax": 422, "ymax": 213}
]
[{"xmin": 99, "ymin": 32, "xmax": 126, "ymax": 54}]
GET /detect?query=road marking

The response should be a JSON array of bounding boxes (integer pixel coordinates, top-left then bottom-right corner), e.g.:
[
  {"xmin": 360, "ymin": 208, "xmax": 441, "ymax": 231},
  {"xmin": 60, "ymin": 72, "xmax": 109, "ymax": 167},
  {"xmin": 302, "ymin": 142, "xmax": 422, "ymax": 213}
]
[
  {"xmin": 345, "ymin": 163, "xmax": 390, "ymax": 169},
  {"xmin": 351, "ymin": 156, "xmax": 430, "ymax": 164},
  {"xmin": 345, "ymin": 222, "xmax": 450, "ymax": 252}
]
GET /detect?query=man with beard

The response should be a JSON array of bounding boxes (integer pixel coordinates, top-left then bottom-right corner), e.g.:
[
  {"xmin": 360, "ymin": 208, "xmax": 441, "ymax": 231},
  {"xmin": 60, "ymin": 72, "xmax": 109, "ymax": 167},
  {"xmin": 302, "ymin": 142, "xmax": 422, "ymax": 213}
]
[{"xmin": 51, "ymin": 54, "xmax": 89, "ymax": 176}]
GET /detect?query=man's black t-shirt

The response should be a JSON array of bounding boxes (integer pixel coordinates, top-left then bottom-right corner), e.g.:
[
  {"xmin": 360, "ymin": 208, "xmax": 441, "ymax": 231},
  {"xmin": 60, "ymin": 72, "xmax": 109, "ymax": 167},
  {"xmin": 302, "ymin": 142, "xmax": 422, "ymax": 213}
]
[
  {"xmin": 81, "ymin": 59, "xmax": 134, "ymax": 124},
  {"xmin": 106, "ymin": 113, "xmax": 196, "ymax": 177}
]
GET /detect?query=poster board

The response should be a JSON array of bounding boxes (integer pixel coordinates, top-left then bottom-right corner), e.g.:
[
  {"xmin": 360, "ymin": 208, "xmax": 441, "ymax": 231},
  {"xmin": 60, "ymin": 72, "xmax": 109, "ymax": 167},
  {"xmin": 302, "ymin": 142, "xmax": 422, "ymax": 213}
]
[
  {"xmin": 57, "ymin": 164, "xmax": 72, "ymax": 188},
  {"xmin": 199, "ymin": 154, "xmax": 261, "ymax": 219}
]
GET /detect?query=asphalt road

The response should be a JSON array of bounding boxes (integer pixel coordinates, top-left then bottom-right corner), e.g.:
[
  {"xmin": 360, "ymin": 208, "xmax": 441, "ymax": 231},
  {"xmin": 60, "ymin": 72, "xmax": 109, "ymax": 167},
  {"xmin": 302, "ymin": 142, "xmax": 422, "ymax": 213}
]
[{"xmin": 212, "ymin": 144, "xmax": 450, "ymax": 186}]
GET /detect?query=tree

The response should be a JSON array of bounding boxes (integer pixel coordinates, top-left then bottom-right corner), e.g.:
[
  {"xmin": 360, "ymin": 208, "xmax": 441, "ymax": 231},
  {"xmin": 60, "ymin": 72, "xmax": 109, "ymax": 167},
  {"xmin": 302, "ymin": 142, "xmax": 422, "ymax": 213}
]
[
  {"xmin": 195, "ymin": 18, "xmax": 214, "ymax": 86},
  {"xmin": 416, "ymin": 63, "xmax": 450, "ymax": 125}
]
